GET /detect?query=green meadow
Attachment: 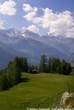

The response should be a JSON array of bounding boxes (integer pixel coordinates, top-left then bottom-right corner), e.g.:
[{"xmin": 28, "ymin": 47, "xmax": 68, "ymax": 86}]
[{"xmin": 0, "ymin": 73, "xmax": 74, "ymax": 110}]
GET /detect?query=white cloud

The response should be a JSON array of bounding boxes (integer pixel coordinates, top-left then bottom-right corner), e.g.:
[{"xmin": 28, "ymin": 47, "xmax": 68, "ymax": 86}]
[
  {"xmin": 23, "ymin": 3, "xmax": 38, "ymax": 21},
  {"xmin": 23, "ymin": 2, "xmax": 74, "ymax": 38},
  {"xmin": 42, "ymin": 8, "xmax": 57, "ymax": 28},
  {"xmin": 28, "ymin": 8, "xmax": 74, "ymax": 37},
  {"xmin": 26, "ymin": 25, "xmax": 39, "ymax": 33},
  {"xmin": 47, "ymin": 10, "xmax": 74, "ymax": 37},
  {"xmin": 24, "ymin": 11, "xmax": 37, "ymax": 21},
  {"xmin": 0, "ymin": 0, "xmax": 16, "ymax": 16},
  {"xmin": 23, "ymin": 3, "xmax": 37, "ymax": 13},
  {"xmin": 0, "ymin": 19, "xmax": 5, "ymax": 29}
]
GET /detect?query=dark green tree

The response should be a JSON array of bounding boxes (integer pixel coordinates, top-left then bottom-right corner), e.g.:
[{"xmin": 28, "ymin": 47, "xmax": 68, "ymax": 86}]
[
  {"xmin": 48, "ymin": 58, "xmax": 52, "ymax": 73},
  {"xmin": 1, "ymin": 73, "xmax": 9, "ymax": 90},
  {"xmin": 39, "ymin": 55, "xmax": 48, "ymax": 73},
  {"xmin": 22, "ymin": 57, "xmax": 28, "ymax": 72},
  {"xmin": 61, "ymin": 60, "xmax": 72, "ymax": 75},
  {"xmin": 7, "ymin": 57, "xmax": 21, "ymax": 85}
]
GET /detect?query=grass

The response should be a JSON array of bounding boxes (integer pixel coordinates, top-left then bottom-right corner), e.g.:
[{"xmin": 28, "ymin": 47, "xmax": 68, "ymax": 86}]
[{"xmin": 0, "ymin": 73, "xmax": 74, "ymax": 110}]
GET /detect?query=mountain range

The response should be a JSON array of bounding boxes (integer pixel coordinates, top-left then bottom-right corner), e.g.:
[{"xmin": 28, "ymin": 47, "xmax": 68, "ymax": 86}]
[{"xmin": 0, "ymin": 28, "xmax": 74, "ymax": 68}]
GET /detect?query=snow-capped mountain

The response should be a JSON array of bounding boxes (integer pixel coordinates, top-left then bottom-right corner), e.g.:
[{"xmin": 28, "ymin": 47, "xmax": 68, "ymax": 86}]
[{"xmin": 0, "ymin": 28, "xmax": 74, "ymax": 68}]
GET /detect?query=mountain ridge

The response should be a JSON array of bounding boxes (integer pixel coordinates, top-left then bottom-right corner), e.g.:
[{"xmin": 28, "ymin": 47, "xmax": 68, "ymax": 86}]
[{"xmin": 0, "ymin": 28, "xmax": 74, "ymax": 68}]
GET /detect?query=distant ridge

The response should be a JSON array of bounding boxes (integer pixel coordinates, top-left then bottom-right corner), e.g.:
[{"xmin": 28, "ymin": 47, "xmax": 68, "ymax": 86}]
[{"xmin": 0, "ymin": 28, "xmax": 74, "ymax": 68}]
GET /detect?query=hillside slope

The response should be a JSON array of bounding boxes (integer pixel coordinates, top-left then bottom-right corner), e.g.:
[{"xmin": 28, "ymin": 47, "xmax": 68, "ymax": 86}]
[{"xmin": 0, "ymin": 73, "xmax": 73, "ymax": 109}]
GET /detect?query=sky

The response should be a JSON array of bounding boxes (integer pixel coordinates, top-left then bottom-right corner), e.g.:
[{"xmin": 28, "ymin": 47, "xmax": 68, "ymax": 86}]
[{"xmin": 0, "ymin": 0, "xmax": 74, "ymax": 37}]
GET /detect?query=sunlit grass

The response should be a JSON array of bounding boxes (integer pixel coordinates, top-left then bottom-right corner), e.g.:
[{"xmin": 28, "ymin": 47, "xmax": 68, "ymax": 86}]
[{"xmin": 0, "ymin": 73, "xmax": 73, "ymax": 110}]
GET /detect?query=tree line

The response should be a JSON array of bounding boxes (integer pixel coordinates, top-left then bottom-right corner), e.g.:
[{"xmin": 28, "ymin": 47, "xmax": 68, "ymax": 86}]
[
  {"xmin": 0, "ymin": 55, "xmax": 72, "ymax": 91},
  {"xmin": 39, "ymin": 55, "xmax": 72, "ymax": 75},
  {"xmin": 0, "ymin": 57, "xmax": 28, "ymax": 90}
]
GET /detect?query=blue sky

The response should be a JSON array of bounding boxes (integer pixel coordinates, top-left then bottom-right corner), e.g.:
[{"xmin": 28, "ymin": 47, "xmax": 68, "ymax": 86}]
[
  {"xmin": 0, "ymin": 0, "xmax": 74, "ymax": 37},
  {"xmin": 29, "ymin": 0, "xmax": 74, "ymax": 12}
]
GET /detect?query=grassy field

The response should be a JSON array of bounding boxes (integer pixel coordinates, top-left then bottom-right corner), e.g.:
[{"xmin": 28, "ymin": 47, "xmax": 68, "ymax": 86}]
[{"xmin": 0, "ymin": 73, "xmax": 74, "ymax": 110}]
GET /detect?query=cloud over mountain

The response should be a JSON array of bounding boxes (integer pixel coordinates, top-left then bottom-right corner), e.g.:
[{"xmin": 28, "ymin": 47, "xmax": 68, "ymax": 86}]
[
  {"xmin": 0, "ymin": 19, "xmax": 5, "ymax": 29},
  {"xmin": 0, "ymin": 0, "xmax": 74, "ymax": 38},
  {"xmin": 26, "ymin": 25, "xmax": 39, "ymax": 33},
  {"xmin": 23, "ymin": 2, "xmax": 74, "ymax": 38}
]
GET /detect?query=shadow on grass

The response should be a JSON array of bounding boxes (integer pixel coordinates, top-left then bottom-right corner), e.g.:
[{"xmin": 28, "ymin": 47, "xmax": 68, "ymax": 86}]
[
  {"xmin": 1, "ymin": 77, "xmax": 30, "ymax": 92},
  {"xmin": 20, "ymin": 77, "xmax": 30, "ymax": 83}
]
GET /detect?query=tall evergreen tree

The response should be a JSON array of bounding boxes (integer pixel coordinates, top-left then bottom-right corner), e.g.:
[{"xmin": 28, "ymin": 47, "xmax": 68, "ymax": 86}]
[
  {"xmin": 7, "ymin": 57, "xmax": 21, "ymax": 85},
  {"xmin": 22, "ymin": 57, "xmax": 28, "ymax": 72},
  {"xmin": 48, "ymin": 58, "xmax": 52, "ymax": 73},
  {"xmin": 1, "ymin": 74, "xmax": 9, "ymax": 90},
  {"xmin": 39, "ymin": 55, "xmax": 48, "ymax": 73}
]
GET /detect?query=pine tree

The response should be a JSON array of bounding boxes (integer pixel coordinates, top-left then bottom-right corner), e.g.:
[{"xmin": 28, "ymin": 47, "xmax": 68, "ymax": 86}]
[
  {"xmin": 39, "ymin": 55, "xmax": 48, "ymax": 73},
  {"xmin": 22, "ymin": 57, "xmax": 28, "ymax": 72},
  {"xmin": 1, "ymin": 74, "xmax": 9, "ymax": 90},
  {"xmin": 48, "ymin": 58, "xmax": 52, "ymax": 73}
]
